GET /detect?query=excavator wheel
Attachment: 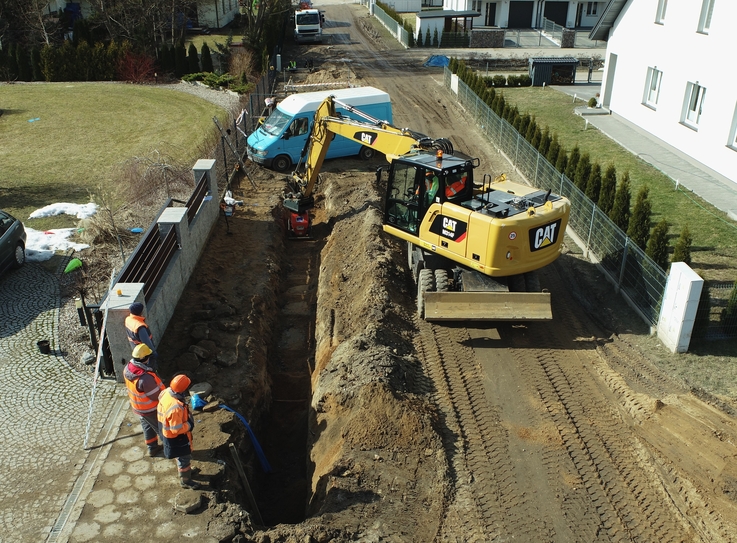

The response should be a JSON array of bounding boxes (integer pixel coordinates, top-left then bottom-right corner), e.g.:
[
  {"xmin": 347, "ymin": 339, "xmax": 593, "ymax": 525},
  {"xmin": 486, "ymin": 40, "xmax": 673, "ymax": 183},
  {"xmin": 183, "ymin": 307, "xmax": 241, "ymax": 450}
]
[
  {"xmin": 507, "ymin": 274, "xmax": 526, "ymax": 293},
  {"xmin": 417, "ymin": 268, "xmax": 435, "ymax": 319},
  {"xmin": 358, "ymin": 146, "xmax": 375, "ymax": 160},
  {"xmin": 434, "ymin": 269, "xmax": 450, "ymax": 292}
]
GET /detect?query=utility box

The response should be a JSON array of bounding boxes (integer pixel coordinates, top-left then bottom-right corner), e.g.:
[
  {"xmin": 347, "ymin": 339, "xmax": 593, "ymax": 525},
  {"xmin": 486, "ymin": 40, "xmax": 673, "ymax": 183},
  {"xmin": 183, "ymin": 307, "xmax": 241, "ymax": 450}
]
[
  {"xmin": 657, "ymin": 262, "xmax": 703, "ymax": 353},
  {"xmin": 528, "ymin": 57, "xmax": 579, "ymax": 86}
]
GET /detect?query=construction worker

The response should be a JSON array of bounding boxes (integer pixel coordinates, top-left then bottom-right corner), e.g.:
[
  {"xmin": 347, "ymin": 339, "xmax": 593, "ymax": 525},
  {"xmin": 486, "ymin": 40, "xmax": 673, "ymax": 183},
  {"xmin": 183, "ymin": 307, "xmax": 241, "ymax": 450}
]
[
  {"xmin": 424, "ymin": 171, "xmax": 440, "ymax": 206},
  {"xmin": 157, "ymin": 374, "xmax": 200, "ymax": 489},
  {"xmin": 125, "ymin": 302, "xmax": 158, "ymax": 371},
  {"xmin": 124, "ymin": 344, "xmax": 166, "ymax": 457},
  {"xmin": 445, "ymin": 172, "xmax": 468, "ymax": 198}
]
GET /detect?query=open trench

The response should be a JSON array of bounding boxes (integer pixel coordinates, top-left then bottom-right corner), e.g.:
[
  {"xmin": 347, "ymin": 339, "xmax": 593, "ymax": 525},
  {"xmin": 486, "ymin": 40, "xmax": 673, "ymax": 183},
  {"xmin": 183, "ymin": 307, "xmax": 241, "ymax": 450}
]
[{"xmin": 253, "ymin": 234, "xmax": 322, "ymax": 526}]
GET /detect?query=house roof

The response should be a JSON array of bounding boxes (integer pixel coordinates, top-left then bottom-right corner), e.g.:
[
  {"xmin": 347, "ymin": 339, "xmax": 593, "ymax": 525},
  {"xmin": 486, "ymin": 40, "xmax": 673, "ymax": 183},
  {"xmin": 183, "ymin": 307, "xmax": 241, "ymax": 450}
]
[
  {"xmin": 589, "ymin": 0, "xmax": 628, "ymax": 41},
  {"xmin": 416, "ymin": 10, "xmax": 480, "ymax": 19}
]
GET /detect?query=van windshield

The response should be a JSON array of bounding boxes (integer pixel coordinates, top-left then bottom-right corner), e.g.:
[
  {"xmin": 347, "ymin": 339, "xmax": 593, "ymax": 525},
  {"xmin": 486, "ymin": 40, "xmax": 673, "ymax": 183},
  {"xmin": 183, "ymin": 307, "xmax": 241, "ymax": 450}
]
[
  {"xmin": 262, "ymin": 108, "xmax": 292, "ymax": 136},
  {"xmin": 296, "ymin": 13, "xmax": 320, "ymax": 25}
]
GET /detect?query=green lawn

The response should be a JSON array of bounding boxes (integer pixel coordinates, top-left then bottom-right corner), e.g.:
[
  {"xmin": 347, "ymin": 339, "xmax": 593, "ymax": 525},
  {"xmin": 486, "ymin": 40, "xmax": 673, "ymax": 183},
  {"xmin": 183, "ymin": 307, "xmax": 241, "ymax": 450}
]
[
  {"xmin": 0, "ymin": 83, "xmax": 226, "ymax": 230},
  {"xmin": 497, "ymin": 86, "xmax": 737, "ymax": 277}
]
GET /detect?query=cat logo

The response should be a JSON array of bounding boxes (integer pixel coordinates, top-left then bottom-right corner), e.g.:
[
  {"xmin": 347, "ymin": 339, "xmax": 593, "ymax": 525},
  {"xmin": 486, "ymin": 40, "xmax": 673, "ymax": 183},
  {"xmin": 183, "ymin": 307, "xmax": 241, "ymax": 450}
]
[
  {"xmin": 429, "ymin": 214, "xmax": 468, "ymax": 242},
  {"xmin": 353, "ymin": 131, "xmax": 377, "ymax": 146},
  {"xmin": 529, "ymin": 219, "xmax": 562, "ymax": 252}
]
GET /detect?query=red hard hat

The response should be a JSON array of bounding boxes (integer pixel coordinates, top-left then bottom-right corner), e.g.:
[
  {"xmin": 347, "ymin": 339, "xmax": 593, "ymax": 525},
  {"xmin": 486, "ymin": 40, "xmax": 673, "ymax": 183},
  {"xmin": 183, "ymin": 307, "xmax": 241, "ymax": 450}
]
[{"xmin": 170, "ymin": 374, "xmax": 191, "ymax": 394}]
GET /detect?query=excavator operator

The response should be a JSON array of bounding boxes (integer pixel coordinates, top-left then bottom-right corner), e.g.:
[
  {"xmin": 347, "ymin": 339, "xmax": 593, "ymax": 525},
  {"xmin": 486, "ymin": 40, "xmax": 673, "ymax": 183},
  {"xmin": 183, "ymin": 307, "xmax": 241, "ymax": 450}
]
[{"xmin": 424, "ymin": 171, "xmax": 440, "ymax": 205}]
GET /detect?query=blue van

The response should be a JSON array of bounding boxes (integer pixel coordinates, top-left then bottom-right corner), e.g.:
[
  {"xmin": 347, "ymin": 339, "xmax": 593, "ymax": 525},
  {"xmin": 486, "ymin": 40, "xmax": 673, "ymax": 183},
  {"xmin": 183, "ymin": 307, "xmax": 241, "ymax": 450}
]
[{"xmin": 247, "ymin": 86, "xmax": 393, "ymax": 172}]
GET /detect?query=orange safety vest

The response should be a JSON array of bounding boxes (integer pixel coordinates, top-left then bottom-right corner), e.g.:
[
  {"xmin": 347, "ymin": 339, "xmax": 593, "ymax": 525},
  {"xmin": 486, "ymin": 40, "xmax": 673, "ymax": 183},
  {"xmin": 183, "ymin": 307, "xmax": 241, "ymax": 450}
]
[
  {"xmin": 125, "ymin": 314, "xmax": 151, "ymax": 346},
  {"xmin": 157, "ymin": 388, "xmax": 192, "ymax": 442},
  {"xmin": 445, "ymin": 176, "xmax": 467, "ymax": 197},
  {"xmin": 124, "ymin": 370, "xmax": 165, "ymax": 414}
]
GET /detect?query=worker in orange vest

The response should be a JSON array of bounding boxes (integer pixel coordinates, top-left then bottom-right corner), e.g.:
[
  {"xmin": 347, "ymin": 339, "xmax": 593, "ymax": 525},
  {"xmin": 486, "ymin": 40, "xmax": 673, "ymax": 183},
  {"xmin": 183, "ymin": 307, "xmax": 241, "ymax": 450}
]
[
  {"xmin": 445, "ymin": 172, "xmax": 468, "ymax": 198},
  {"xmin": 124, "ymin": 344, "xmax": 166, "ymax": 457},
  {"xmin": 125, "ymin": 302, "xmax": 158, "ymax": 370},
  {"xmin": 157, "ymin": 374, "xmax": 200, "ymax": 489}
]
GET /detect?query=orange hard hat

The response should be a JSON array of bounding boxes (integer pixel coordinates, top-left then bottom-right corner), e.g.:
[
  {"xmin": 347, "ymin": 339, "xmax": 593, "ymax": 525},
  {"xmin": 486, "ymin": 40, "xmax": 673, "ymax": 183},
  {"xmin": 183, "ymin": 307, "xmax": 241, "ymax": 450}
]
[{"xmin": 170, "ymin": 374, "xmax": 191, "ymax": 394}]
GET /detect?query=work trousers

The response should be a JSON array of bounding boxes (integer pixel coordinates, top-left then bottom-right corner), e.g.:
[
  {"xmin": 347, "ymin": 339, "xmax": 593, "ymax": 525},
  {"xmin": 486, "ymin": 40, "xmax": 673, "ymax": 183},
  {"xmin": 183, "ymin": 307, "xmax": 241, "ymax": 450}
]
[
  {"xmin": 138, "ymin": 411, "xmax": 162, "ymax": 450},
  {"xmin": 176, "ymin": 454, "xmax": 193, "ymax": 473}
]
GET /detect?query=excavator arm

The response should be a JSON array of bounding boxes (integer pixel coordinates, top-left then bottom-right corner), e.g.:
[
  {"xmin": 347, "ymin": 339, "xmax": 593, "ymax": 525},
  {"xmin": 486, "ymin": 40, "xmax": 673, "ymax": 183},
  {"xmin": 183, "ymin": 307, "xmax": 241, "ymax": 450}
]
[{"xmin": 284, "ymin": 96, "xmax": 452, "ymax": 213}]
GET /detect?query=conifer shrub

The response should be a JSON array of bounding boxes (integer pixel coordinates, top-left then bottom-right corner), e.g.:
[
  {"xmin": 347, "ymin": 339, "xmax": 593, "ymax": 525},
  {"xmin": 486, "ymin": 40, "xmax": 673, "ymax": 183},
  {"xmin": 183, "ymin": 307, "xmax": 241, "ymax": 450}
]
[
  {"xmin": 671, "ymin": 226, "xmax": 693, "ymax": 265},
  {"xmin": 646, "ymin": 219, "xmax": 670, "ymax": 270},
  {"xmin": 609, "ymin": 171, "xmax": 631, "ymax": 231},
  {"xmin": 627, "ymin": 185, "xmax": 652, "ymax": 250}
]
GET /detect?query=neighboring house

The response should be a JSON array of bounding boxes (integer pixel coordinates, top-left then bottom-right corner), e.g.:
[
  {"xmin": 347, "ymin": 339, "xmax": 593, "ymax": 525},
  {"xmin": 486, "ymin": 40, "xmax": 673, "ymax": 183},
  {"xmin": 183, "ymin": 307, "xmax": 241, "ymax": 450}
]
[
  {"xmin": 439, "ymin": 1, "xmax": 605, "ymax": 29},
  {"xmin": 592, "ymin": 0, "xmax": 737, "ymax": 184}
]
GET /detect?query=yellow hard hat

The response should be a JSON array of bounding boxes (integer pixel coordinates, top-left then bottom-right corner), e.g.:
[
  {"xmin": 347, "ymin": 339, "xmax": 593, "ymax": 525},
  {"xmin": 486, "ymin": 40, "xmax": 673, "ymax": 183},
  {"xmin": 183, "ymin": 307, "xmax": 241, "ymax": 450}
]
[
  {"xmin": 132, "ymin": 343, "xmax": 153, "ymax": 360},
  {"xmin": 171, "ymin": 374, "xmax": 191, "ymax": 394}
]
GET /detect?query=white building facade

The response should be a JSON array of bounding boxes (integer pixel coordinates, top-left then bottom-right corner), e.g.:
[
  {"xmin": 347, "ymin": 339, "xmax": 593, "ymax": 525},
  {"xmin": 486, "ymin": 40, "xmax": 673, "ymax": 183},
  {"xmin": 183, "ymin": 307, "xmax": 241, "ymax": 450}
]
[
  {"xmin": 596, "ymin": 0, "xmax": 737, "ymax": 184},
  {"xmin": 440, "ymin": 1, "xmax": 604, "ymax": 28}
]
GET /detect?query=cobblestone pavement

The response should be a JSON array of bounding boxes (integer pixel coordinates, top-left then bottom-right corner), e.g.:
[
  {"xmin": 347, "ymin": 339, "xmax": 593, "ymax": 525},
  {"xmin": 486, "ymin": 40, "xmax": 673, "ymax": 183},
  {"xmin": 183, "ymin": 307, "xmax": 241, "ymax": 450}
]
[{"xmin": 0, "ymin": 260, "xmax": 119, "ymax": 543}]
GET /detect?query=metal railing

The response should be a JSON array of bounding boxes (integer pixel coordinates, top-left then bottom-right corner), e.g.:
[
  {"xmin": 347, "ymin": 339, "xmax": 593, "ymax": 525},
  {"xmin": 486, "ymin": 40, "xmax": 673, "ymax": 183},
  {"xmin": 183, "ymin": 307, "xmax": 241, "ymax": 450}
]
[
  {"xmin": 186, "ymin": 171, "xmax": 210, "ymax": 223},
  {"xmin": 444, "ymin": 67, "xmax": 668, "ymax": 328},
  {"xmin": 371, "ymin": 2, "xmax": 410, "ymax": 47}
]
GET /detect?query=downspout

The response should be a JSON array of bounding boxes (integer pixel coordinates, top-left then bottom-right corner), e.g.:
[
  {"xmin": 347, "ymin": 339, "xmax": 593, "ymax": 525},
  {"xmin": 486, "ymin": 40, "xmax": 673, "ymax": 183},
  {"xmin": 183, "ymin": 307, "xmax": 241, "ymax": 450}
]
[{"xmin": 215, "ymin": 0, "xmax": 220, "ymax": 28}]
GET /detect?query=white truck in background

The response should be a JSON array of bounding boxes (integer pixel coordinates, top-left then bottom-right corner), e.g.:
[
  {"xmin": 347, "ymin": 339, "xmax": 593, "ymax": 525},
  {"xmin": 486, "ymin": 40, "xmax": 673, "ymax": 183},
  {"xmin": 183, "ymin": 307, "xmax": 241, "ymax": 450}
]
[{"xmin": 294, "ymin": 6, "xmax": 323, "ymax": 44}]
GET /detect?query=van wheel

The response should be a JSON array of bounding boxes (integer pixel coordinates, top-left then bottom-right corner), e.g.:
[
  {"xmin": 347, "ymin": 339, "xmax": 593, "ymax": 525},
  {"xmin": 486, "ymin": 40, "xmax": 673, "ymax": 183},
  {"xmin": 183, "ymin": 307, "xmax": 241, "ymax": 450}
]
[
  {"xmin": 358, "ymin": 146, "xmax": 375, "ymax": 160},
  {"xmin": 272, "ymin": 155, "xmax": 292, "ymax": 173}
]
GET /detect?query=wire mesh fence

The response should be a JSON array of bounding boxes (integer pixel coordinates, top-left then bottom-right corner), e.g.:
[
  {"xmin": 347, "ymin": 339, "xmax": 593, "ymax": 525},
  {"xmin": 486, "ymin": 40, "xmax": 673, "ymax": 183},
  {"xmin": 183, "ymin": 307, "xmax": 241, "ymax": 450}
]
[{"xmin": 444, "ymin": 67, "xmax": 669, "ymax": 328}]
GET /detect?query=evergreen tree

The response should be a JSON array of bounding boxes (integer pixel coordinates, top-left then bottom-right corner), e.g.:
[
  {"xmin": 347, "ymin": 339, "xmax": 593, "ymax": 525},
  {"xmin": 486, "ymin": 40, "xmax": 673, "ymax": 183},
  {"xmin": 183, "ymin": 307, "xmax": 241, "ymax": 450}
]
[
  {"xmin": 525, "ymin": 116, "xmax": 537, "ymax": 142},
  {"xmin": 546, "ymin": 134, "xmax": 560, "ymax": 165},
  {"xmin": 573, "ymin": 152, "xmax": 591, "ymax": 191},
  {"xmin": 518, "ymin": 113, "xmax": 530, "ymax": 137},
  {"xmin": 565, "ymin": 145, "xmax": 580, "ymax": 180},
  {"xmin": 646, "ymin": 219, "xmax": 670, "ymax": 270},
  {"xmin": 31, "ymin": 47, "xmax": 43, "ymax": 81},
  {"xmin": 555, "ymin": 145, "xmax": 568, "ymax": 173},
  {"xmin": 531, "ymin": 126, "xmax": 542, "ymax": 149},
  {"xmin": 599, "ymin": 164, "xmax": 617, "ymax": 215},
  {"xmin": 76, "ymin": 40, "xmax": 92, "ymax": 80},
  {"xmin": 538, "ymin": 127, "xmax": 552, "ymax": 157},
  {"xmin": 671, "ymin": 226, "xmax": 693, "ymax": 265},
  {"xmin": 609, "ymin": 171, "xmax": 631, "ymax": 231},
  {"xmin": 175, "ymin": 42, "xmax": 187, "ymax": 77},
  {"xmin": 494, "ymin": 94, "xmax": 506, "ymax": 117},
  {"xmin": 7, "ymin": 43, "xmax": 18, "ymax": 79},
  {"xmin": 424, "ymin": 27, "xmax": 431, "ymax": 47},
  {"xmin": 201, "ymin": 42, "xmax": 214, "ymax": 72},
  {"xmin": 512, "ymin": 111, "xmax": 522, "ymax": 131},
  {"xmin": 16, "ymin": 45, "xmax": 32, "ymax": 81},
  {"xmin": 187, "ymin": 43, "xmax": 200, "ymax": 74},
  {"xmin": 432, "ymin": 27, "xmax": 439, "ymax": 47},
  {"xmin": 585, "ymin": 162, "xmax": 602, "ymax": 203},
  {"xmin": 627, "ymin": 185, "xmax": 652, "ymax": 250}
]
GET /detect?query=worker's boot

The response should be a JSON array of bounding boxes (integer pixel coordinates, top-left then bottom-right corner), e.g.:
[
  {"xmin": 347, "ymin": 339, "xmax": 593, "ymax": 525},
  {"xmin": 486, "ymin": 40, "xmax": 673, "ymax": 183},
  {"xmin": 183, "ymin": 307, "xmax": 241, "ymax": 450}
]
[
  {"xmin": 147, "ymin": 444, "xmax": 163, "ymax": 457},
  {"xmin": 179, "ymin": 470, "xmax": 200, "ymax": 489}
]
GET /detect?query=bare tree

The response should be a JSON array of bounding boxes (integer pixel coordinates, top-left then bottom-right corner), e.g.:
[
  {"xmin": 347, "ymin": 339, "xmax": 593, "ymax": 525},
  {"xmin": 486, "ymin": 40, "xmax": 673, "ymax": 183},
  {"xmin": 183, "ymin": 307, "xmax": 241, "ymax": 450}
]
[{"xmin": 240, "ymin": 0, "xmax": 291, "ymax": 52}]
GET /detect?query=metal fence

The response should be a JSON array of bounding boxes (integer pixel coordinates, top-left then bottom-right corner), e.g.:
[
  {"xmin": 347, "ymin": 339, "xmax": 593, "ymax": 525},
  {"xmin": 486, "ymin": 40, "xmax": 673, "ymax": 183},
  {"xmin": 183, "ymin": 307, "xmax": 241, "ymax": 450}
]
[
  {"xmin": 444, "ymin": 67, "xmax": 668, "ymax": 328},
  {"xmin": 371, "ymin": 2, "xmax": 410, "ymax": 47}
]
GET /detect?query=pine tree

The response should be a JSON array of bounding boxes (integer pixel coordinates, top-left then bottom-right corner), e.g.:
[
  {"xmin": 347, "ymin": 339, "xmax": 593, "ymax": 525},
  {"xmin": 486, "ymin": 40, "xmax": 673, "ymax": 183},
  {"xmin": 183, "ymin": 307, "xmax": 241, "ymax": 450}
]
[
  {"xmin": 646, "ymin": 219, "xmax": 670, "ymax": 270},
  {"xmin": 565, "ymin": 145, "xmax": 580, "ymax": 180},
  {"xmin": 175, "ymin": 42, "xmax": 187, "ymax": 77},
  {"xmin": 627, "ymin": 185, "xmax": 652, "ymax": 250},
  {"xmin": 187, "ymin": 43, "xmax": 200, "ymax": 74},
  {"xmin": 525, "ymin": 116, "xmax": 537, "ymax": 142},
  {"xmin": 574, "ymin": 152, "xmax": 591, "ymax": 191},
  {"xmin": 585, "ymin": 162, "xmax": 602, "ymax": 203},
  {"xmin": 599, "ymin": 164, "xmax": 617, "ymax": 215},
  {"xmin": 424, "ymin": 27, "xmax": 431, "ymax": 47},
  {"xmin": 201, "ymin": 42, "xmax": 214, "ymax": 73},
  {"xmin": 609, "ymin": 171, "xmax": 631, "ymax": 231},
  {"xmin": 31, "ymin": 47, "xmax": 43, "ymax": 81},
  {"xmin": 555, "ymin": 146, "xmax": 568, "ymax": 173},
  {"xmin": 432, "ymin": 27, "xmax": 439, "ymax": 47},
  {"xmin": 16, "ymin": 45, "xmax": 32, "ymax": 81},
  {"xmin": 538, "ymin": 127, "xmax": 551, "ymax": 156},
  {"xmin": 671, "ymin": 225, "xmax": 693, "ymax": 265},
  {"xmin": 518, "ymin": 113, "xmax": 530, "ymax": 137},
  {"xmin": 546, "ymin": 134, "xmax": 560, "ymax": 165},
  {"xmin": 531, "ymin": 126, "xmax": 542, "ymax": 149}
]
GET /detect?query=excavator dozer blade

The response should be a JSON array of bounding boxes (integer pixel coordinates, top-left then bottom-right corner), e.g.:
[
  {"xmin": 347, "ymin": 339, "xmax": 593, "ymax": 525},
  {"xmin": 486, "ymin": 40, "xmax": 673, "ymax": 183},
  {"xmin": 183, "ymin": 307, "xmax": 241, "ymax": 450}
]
[{"xmin": 423, "ymin": 291, "xmax": 552, "ymax": 321}]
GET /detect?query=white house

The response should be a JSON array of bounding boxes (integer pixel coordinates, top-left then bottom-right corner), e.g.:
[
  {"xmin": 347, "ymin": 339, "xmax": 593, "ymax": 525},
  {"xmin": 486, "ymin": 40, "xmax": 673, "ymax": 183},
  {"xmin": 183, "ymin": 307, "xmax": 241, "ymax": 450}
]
[
  {"xmin": 440, "ymin": 1, "xmax": 605, "ymax": 28},
  {"xmin": 592, "ymin": 0, "xmax": 737, "ymax": 184}
]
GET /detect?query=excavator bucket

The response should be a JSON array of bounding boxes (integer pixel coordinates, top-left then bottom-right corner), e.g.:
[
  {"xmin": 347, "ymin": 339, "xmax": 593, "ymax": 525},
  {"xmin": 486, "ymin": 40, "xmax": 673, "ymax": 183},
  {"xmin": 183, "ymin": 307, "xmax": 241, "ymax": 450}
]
[{"xmin": 423, "ymin": 291, "xmax": 552, "ymax": 321}]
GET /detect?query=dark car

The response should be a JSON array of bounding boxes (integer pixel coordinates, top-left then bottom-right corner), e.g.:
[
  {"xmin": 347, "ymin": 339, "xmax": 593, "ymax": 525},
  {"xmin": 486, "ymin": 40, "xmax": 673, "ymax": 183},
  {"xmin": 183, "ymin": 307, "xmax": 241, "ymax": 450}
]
[{"xmin": 0, "ymin": 209, "xmax": 27, "ymax": 275}]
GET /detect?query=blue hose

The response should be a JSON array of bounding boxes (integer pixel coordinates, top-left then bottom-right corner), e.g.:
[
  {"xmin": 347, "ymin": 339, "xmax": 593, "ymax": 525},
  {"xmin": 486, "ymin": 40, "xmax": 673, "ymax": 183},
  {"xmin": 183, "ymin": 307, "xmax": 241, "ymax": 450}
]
[{"xmin": 219, "ymin": 404, "xmax": 272, "ymax": 473}]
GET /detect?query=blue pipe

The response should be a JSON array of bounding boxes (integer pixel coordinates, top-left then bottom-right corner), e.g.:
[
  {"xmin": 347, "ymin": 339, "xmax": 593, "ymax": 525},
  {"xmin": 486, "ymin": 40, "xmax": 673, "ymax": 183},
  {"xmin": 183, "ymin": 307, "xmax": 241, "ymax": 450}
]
[{"xmin": 219, "ymin": 404, "xmax": 272, "ymax": 473}]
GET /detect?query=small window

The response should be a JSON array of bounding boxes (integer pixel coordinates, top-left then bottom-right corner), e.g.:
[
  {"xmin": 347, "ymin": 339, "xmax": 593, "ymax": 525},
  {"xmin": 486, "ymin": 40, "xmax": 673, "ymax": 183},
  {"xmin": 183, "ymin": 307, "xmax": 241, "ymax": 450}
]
[
  {"xmin": 697, "ymin": 0, "xmax": 715, "ymax": 33},
  {"xmin": 728, "ymin": 103, "xmax": 737, "ymax": 151},
  {"xmin": 643, "ymin": 67, "xmax": 663, "ymax": 108},
  {"xmin": 655, "ymin": 0, "xmax": 668, "ymax": 23},
  {"xmin": 682, "ymin": 82, "xmax": 706, "ymax": 129},
  {"xmin": 587, "ymin": 2, "xmax": 598, "ymax": 16}
]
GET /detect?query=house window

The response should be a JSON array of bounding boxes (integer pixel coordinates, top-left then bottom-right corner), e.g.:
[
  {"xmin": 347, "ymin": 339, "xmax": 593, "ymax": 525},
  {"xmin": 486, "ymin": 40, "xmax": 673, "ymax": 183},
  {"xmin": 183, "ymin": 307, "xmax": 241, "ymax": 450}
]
[
  {"xmin": 643, "ymin": 67, "xmax": 663, "ymax": 108},
  {"xmin": 728, "ymin": 103, "xmax": 737, "ymax": 151},
  {"xmin": 682, "ymin": 82, "xmax": 706, "ymax": 128},
  {"xmin": 655, "ymin": 0, "xmax": 667, "ymax": 23},
  {"xmin": 586, "ymin": 2, "xmax": 598, "ymax": 16},
  {"xmin": 697, "ymin": 0, "xmax": 715, "ymax": 33},
  {"xmin": 472, "ymin": 1, "xmax": 481, "ymax": 12}
]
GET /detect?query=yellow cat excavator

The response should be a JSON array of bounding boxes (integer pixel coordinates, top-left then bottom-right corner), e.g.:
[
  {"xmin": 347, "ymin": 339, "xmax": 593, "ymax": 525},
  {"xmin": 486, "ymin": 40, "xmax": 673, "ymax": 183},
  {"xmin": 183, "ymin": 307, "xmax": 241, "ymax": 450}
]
[{"xmin": 284, "ymin": 94, "xmax": 570, "ymax": 321}]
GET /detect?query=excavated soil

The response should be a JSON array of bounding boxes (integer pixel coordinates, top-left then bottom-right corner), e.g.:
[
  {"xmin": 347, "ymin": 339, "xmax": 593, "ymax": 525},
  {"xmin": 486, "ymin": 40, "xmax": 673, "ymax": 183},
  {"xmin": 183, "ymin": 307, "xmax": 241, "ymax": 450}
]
[{"xmin": 146, "ymin": 4, "xmax": 737, "ymax": 542}]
